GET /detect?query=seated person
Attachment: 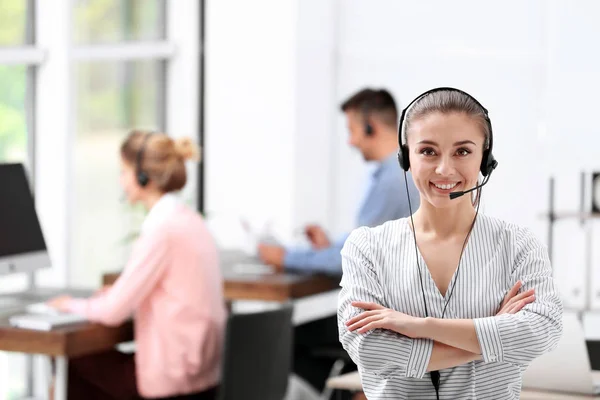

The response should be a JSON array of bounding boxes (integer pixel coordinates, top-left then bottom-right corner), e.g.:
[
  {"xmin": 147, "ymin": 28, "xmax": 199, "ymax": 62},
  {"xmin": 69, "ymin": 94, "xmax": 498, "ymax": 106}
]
[
  {"xmin": 258, "ymin": 88, "xmax": 419, "ymax": 274},
  {"xmin": 49, "ymin": 130, "xmax": 226, "ymax": 400},
  {"xmin": 258, "ymin": 88, "xmax": 419, "ymax": 397}
]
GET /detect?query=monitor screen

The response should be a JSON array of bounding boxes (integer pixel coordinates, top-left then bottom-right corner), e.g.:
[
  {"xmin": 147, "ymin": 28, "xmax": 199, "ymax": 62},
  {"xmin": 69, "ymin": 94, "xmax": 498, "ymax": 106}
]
[{"xmin": 0, "ymin": 163, "xmax": 50, "ymax": 274}]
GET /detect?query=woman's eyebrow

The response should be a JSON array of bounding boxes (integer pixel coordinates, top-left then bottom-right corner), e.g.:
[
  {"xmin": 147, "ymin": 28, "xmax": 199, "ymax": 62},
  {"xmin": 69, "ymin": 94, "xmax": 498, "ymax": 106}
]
[
  {"xmin": 416, "ymin": 140, "xmax": 477, "ymax": 146},
  {"xmin": 454, "ymin": 140, "xmax": 476, "ymax": 146}
]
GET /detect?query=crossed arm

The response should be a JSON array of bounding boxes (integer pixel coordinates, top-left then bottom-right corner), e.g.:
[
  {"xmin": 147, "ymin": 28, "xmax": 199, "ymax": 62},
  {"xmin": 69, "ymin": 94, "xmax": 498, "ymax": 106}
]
[
  {"xmin": 338, "ymin": 227, "xmax": 563, "ymax": 379},
  {"xmin": 346, "ymin": 281, "xmax": 534, "ymax": 372}
]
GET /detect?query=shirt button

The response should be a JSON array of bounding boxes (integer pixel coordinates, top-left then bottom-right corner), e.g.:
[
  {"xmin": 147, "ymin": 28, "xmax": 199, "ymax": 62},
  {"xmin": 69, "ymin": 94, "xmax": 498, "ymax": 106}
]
[
  {"xmin": 410, "ymin": 369, "xmax": 417, "ymax": 377},
  {"xmin": 489, "ymin": 353, "xmax": 497, "ymax": 361}
]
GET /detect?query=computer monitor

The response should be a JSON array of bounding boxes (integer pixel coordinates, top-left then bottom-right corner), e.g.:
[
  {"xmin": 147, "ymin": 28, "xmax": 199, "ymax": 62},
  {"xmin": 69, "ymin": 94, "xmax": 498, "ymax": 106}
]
[{"xmin": 0, "ymin": 163, "xmax": 51, "ymax": 275}]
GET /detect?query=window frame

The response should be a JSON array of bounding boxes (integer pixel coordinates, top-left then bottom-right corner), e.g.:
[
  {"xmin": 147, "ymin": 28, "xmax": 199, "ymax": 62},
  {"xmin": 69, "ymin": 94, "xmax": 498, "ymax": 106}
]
[
  {"xmin": 28, "ymin": 0, "xmax": 203, "ymax": 291},
  {"xmin": 0, "ymin": 3, "xmax": 203, "ymax": 397}
]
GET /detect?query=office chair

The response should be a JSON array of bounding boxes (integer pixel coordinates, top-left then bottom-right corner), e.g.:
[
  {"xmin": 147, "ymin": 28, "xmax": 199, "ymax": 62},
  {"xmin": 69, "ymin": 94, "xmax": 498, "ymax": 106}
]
[{"xmin": 218, "ymin": 303, "xmax": 294, "ymax": 400}]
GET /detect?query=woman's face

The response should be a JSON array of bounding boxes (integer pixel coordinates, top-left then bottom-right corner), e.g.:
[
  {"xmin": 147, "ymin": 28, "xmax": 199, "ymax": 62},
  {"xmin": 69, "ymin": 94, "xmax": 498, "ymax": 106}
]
[{"xmin": 406, "ymin": 111, "xmax": 486, "ymax": 209}]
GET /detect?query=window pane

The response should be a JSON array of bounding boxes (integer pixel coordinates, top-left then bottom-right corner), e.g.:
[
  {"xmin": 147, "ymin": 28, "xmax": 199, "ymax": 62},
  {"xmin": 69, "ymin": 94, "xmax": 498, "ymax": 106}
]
[
  {"xmin": 74, "ymin": 0, "xmax": 165, "ymax": 44},
  {"xmin": 0, "ymin": 65, "xmax": 27, "ymax": 162},
  {"xmin": 0, "ymin": 0, "xmax": 28, "ymax": 46},
  {"xmin": 72, "ymin": 60, "xmax": 164, "ymax": 288}
]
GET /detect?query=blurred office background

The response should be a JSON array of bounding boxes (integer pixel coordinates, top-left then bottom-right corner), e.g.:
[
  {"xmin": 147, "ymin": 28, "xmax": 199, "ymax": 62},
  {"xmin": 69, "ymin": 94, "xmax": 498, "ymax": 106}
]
[{"xmin": 2, "ymin": 0, "xmax": 600, "ymax": 398}]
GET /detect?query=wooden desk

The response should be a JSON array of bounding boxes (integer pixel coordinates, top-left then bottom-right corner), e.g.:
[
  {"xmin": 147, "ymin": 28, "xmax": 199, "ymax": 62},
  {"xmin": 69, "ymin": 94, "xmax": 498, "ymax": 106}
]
[
  {"xmin": 0, "ymin": 299, "xmax": 133, "ymax": 400},
  {"xmin": 326, "ymin": 371, "xmax": 600, "ymax": 399},
  {"xmin": 0, "ymin": 317, "xmax": 133, "ymax": 358},
  {"xmin": 103, "ymin": 264, "xmax": 340, "ymax": 302}
]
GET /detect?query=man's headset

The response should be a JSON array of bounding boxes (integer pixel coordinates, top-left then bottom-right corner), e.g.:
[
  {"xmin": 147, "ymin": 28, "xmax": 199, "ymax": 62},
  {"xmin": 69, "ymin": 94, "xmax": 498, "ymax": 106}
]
[
  {"xmin": 136, "ymin": 133, "xmax": 153, "ymax": 187},
  {"xmin": 397, "ymin": 87, "xmax": 498, "ymax": 400},
  {"xmin": 361, "ymin": 89, "xmax": 396, "ymax": 137},
  {"xmin": 362, "ymin": 103, "xmax": 374, "ymax": 136}
]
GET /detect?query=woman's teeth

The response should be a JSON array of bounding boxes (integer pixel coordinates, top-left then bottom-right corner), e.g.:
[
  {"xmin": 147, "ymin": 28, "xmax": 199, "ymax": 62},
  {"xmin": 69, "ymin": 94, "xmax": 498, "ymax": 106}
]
[{"xmin": 433, "ymin": 182, "xmax": 458, "ymax": 190}]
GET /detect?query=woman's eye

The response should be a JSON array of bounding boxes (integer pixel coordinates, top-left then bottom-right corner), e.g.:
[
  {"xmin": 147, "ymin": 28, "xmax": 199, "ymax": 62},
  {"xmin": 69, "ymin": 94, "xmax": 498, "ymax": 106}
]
[
  {"xmin": 420, "ymin": 148, "xmax": 436, "ymax": 156},
  {"xmin": 456, "ymin": 148, "xmax": 472, "ymax": 156}
]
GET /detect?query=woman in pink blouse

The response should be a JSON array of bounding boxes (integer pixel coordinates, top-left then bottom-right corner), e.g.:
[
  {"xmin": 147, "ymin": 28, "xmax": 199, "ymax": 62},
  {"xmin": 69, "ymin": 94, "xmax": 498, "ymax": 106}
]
[{"xmin": 49, "ymin": 130, "xmax": 226, "ymax": 400}]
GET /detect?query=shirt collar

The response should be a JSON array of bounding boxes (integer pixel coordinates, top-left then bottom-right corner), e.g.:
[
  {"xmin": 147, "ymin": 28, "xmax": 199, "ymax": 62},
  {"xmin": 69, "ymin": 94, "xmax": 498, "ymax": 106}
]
[{"xmin": 141, "ymin": 193, "xmax": 180, "ymax": 234}]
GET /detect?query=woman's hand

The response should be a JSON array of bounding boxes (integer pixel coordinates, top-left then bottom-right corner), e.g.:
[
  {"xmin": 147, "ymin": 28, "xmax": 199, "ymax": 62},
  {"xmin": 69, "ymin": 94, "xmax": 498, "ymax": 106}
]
[
  {"xmin": 94, "ymin": 284, "xmax": 112, "ymax": 296},
  {"xmin": 345, "ymin": 301, "xmax": 425, "ymax": 338},
  {"xmin": 497, "ymin": 280, "xmax": 535, "ymax": 315},
  {"xmin": 46, "ymin": 295, "xmax": 73, "ymax": 313}
]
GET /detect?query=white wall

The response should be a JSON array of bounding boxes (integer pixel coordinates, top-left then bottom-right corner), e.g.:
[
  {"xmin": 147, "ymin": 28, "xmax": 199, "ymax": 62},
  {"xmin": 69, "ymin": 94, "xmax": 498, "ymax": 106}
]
[
  {"xmin": 293, "ymin": 0, "xmax": 339, "ymax": 233},
  {"xmin": 542, "ymin": 0, "xmax": 600, "ymax": 314},
  {"xmin": 205, "ymin": 0, "xmax": 339, "ymax": 246}
]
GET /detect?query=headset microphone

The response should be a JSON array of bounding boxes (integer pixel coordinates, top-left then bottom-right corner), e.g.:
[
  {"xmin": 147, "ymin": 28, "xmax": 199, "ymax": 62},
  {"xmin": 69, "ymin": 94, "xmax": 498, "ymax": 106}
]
[{"xmin": 448, "ymin": 166, "xmax": 496, "ymax": 200}]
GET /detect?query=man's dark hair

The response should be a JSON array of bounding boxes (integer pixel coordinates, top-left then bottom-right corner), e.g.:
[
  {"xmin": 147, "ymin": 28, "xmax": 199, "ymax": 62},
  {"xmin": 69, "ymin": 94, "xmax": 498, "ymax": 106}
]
[{"xmin": 340, "ymin": 88, "xmax": 398, "ymax": 128}]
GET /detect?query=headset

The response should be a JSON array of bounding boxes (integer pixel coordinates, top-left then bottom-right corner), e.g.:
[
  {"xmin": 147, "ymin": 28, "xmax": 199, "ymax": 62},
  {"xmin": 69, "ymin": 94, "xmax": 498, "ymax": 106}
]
[
  {"xmin": 397, "ymin": 87, "xmax": 498, "ymax": 400},
  {"xmin": 361, "ymin": 89, "xmax": 394, "ymax": 137},
  {"xmin": 362, "ymin": 102, "xmax": 374, "ymax": 136},
  {"xmin": 365, "ymin": 121, "xmax": 374, "ymax": 136},
  {"xmin": 136, "ymin": 133, "xmax": 153, "ymax": 187},
  {"xmin": 397, "ymin": 87, "xmax": 498, "ymax": 178}
]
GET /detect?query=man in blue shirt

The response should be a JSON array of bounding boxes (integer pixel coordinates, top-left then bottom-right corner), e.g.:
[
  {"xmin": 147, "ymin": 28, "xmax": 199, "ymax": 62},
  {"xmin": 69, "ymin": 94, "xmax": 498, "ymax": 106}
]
[
  {"xmin": 258, "ymin": 88, "xmax": 418, "ymax": 275},
  {"xmin": 257, "ymin": 88, "xmax": 419, "ymax": 398}
]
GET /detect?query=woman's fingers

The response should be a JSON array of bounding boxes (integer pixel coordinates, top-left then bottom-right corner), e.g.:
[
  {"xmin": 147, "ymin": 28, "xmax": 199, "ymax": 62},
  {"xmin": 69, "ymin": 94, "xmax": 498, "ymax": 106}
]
[
  {"xmin": 505, "ymin": 288, "xmax": 535, "ymax": 308},
  {"xmin": 505, "ymin": 295, "xmax": 536, "ymax": 314},
  {"xmin": 346, "ymin": 310, "xmax": 381, "ymax": 326},
  {"xmin": 501, "ymin": 281, "xmax": 523, "ymax": 308},
  {"xmin": 346, "ymin": 302, "xmax": 386, "ymax": 326},
  {"xmin": 357, "ymin": 320, "xmax": 385, "ymax": 334},
  {"xmin": 497, "ymin": 287, "xmax": 536, "ymax": 315},
  {"xmin": 512, "ymin": 295, "xmax": 536, "ymax": 313},
  {"xmin": 347, "ymin": 314, "xmax": 384, "ymax": 332}
]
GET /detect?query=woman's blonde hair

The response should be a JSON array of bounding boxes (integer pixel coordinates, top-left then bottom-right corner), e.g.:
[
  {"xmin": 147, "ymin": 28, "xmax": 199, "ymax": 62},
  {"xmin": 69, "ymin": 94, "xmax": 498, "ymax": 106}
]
[{"xmin": 121, "ymin": 130, "xmax": 200, "ymax": 193}]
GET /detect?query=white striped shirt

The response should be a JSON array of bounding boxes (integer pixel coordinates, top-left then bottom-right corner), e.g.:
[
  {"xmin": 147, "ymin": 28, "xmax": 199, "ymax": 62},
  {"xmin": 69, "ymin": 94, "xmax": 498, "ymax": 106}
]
[{"xmin": 338, "ymin": 213, "xmax": 563, "ymax": 400}]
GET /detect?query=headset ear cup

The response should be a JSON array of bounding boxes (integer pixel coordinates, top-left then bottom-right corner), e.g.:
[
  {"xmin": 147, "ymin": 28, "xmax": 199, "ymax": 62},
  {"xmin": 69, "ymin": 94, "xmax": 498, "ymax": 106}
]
[
  {"xmin": 480, "ymin": 150, "xmax": 498, "ymax": 177},
  {"xmin": 480, "ymin": 150, "xmax": 490, "ymax": 176},
  {"xmin": 138, "ymin": 172, "xmax": 149, "ymax": 187},
  {"xmin": 397, "ymin": 145, "xmax": 410, "ymax": 171}
]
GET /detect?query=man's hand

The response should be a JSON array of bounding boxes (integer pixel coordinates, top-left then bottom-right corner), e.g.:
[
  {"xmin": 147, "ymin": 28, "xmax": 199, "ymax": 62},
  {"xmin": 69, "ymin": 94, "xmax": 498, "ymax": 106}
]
[
  {"xmin": 257, "ymin": 243, "xmax": 286, "ymax": 272},
  {"xmin": 497, "ymin": 280, "xmax": 535, "ymax": 315},
  {"xmin": 305, "ymin": 224, "xmax": 330, "ymax": 249}
]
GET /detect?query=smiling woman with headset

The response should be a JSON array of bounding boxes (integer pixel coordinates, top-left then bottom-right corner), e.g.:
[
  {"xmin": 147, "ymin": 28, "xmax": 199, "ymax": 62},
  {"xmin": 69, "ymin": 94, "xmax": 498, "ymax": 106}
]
[
  {"xmin": 337, "ymin": 88, "xmax": 563, "ymax": 399},
  {"xmin": 48, "ymin": 130, "xmax": 225, "ymax": 400}
]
